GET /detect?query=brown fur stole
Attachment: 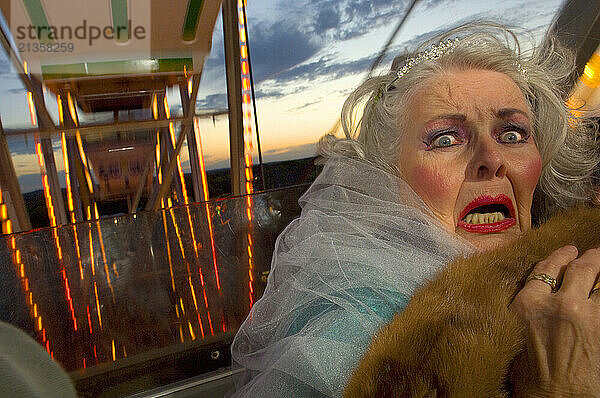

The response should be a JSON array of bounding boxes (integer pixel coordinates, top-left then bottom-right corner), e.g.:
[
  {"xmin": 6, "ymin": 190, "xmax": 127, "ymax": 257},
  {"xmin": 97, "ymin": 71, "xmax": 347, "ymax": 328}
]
[{"xmin": 344, "ymin": 206, "xmax": 600, "ymax": 397}]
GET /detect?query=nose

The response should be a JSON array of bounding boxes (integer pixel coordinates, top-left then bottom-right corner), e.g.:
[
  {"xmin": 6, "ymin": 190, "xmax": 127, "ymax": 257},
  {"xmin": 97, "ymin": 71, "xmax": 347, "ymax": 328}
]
[{"xmin": 467, "ymin": 139, "xmax": 507, "ymax": 180}]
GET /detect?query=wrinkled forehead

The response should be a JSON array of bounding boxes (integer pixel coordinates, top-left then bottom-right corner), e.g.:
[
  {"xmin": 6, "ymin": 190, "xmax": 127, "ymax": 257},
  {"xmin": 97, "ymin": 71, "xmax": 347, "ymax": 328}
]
[{"xmin": 406, "ymin": 69, "xmax": 531, "ymax": 125}]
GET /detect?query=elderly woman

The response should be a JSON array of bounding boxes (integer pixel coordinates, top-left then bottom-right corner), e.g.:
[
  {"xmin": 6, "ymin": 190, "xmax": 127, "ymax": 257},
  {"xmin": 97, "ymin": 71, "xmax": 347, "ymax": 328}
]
[{"xmin": 230, "ymin": 24, "xmax": 599, "ymax": 397}]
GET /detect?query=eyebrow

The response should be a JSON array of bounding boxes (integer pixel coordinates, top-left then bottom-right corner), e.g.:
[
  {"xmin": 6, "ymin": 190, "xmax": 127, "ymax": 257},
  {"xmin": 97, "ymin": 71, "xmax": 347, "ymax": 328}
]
[
  {"xmin": 424, "ymin": 109, "xmax": 529, "ymax": 125},
  {"xmin": 424, "ymin": 114, "xmax": 466, "ymax": 124},
  {"xmin": 496, "ymin": 108, "xmax": 529, "ymax": 119}
]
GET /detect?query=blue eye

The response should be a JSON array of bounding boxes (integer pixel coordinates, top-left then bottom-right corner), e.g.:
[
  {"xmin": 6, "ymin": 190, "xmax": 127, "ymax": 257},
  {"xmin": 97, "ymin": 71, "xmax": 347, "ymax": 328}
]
[
  {"xmin": 498, "ymin": 130, "xmax": 526, "ymax": 144},
  {"xmin": 428, "ymin": 133, "xmax": 460, "ymax": 149}
]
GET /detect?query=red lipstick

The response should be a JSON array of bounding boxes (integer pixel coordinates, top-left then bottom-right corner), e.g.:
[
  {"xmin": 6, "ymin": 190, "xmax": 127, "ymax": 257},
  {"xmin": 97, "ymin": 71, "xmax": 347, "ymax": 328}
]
[{"xmin": 457, "ymin": 194, "xmax": 516, "ymax": 233}]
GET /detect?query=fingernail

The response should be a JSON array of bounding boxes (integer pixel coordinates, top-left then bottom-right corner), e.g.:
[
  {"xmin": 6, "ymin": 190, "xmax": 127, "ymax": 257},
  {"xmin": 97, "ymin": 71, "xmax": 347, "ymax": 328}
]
[{"xmin": 564, "ymin": 245, "xmax": 578, "ymax": 253}]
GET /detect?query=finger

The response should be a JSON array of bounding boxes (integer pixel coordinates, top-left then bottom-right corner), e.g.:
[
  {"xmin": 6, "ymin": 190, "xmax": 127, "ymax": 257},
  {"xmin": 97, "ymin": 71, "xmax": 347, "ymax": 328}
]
[
  {"xmin": 590, "ymin": 280, "xmax": 600, "ymax": 304},
  {"xmin": 526, "ymin": 245, "xmax": 579, "ymax": 293},
  {"xmin": 560, "ymin": 248, "xmax": 600, "ymax": 298}
]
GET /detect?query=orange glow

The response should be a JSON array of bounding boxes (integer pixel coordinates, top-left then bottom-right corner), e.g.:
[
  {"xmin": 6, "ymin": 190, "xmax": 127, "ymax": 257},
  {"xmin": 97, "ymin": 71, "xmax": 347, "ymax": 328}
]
[
  {"xmin": 23, "ymin": 61, "xmax": 28, "ymax": 74},
  {"xmin": 89, "ymin": 226, "xmax": 95, "ymax": 276},
  {"xmin": 27, "ymin": 92, "xmax": 37, "ymax": 126},
  {"xmin": 189, "ymin": 277, "xmax": 199, "ymax": 311},
  {"xmin": 179, "ymin": 297, "xmax": 186, "ymax": 315},
  {"xmin": 238, "ymin": 0, "xmax": 256, "ymax": 307},
  {"xmin": 152, "ymin": 94, "xmax": 158, "ymax": 120},
  {"xmin": 207, "ymin": 305, "xmax": 214, "ymax": 335},
  {"xmin": 164, "ymin": 96, "xmax": 171, "ymax": 119},
  {"xmin": 188, "ymin": 123, "xmax": 216, "ymax": 331},
  {"xmin": 168, "ymin": 123, "xmax": 190, "ymax": 205},
  {"xmin": 36, "ymin": 137, "xmax": 58, "ymax": 228},
  {"xmin": 188, "ymin": 78, "xmax": 193, "ymax": 95},
  {"xmin": 188, "ymin": 321, "xmax": 196, "ymax": 340},
  {"xmin": 94, "ymin": 282, "xmax": 102, "ymax": 329},
  {"xmin": 87, "ymin": 306, "xmax": 93, "ymax": 333},
  {"xmin": 204, "ymin": 202, "xmax": 221, "ymax": 291},
  {"xmin": 104, "ymin": 263, "xmax": 115, "ymax": 301},
  {"xmin": 57, "ymin": 95, "xmax": 64, "ymax": 124},
  {"xmin": 67, "ymin": 92, "xmax": 78, "ymax": 126},
  {"xmin": 75, "ymin": 131, "xmax": 94, "ymax": 194},
  {"xmin": 194, "ymin": 118, "xmax": 211, "ymax": 201},
  {"xmin": 581, "ymin": 53, "xmax": 600, "ymax": 88},
  {"xmin": 197, "ymin": 313, "xmax": 205, "ymax": 338},
  {"xmin": 111, "ymin": 339, "xmax": 116, "ymax": 361},
  {"xmin": 155, "ymin": 131, "xmax": 163, "ymax": 187},
  {"xmin": 169, "ymin": 207, "xmax": 186, "ymax": 260},
  {"xmin": 2, "ymin": 219, "xmax": 11, "ymax": 235},
  {"xmin": 61, "ymin": 133, "xmax": 75, "ymax": 219},
  {"xmin": 162, "ymin": 210, "xmax": 176, "ymax": 291},
  {"xmin": 36, "ymin": 142, "xmax": 44, "ymax": 167},
  {"xmin": 73, "ymin": 226, "xmax": 84, "ymax": 280}
]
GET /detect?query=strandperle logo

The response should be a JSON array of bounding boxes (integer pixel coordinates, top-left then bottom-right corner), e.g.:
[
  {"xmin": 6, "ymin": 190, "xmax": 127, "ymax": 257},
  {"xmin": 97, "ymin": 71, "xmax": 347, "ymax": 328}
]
[{"xmin": 15, "ymin": 19, "xmax": 147, "ymax": 46}]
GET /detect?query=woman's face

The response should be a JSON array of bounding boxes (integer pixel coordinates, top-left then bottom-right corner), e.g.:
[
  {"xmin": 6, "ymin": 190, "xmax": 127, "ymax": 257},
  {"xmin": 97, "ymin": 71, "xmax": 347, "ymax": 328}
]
[{"xmin": 399, "ymin": 69, "xmax": 542, "ymax": 251}]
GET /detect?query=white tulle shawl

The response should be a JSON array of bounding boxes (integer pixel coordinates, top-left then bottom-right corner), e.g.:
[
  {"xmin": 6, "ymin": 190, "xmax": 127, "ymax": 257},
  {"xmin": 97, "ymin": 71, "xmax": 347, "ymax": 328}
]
[{"xmin": 229, "ymin": 156, "xmax": 475, "ymax": 397}]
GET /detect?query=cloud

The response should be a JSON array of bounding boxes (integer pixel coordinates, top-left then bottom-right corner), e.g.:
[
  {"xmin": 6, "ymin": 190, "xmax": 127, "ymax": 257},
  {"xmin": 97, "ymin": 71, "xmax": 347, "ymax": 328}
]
[
  {"xmin": 262, "ymin": 142, "xmax": 317, "ymax": 162},
  {"xmin": 245, "ymin": 22, "xmax": 322, "ymax": 83},
  {"xmin": 315, "ymin": 5, "xmax": 340, "ymax": 32},
  {"xmin": 196, "ymin": 93, "xmax": 228, "ymax": 111},
  {"xmin": 5, "ymin": 136, "xmax": 35, "ymax": 155},
  {"xmin": 17, "ymin": 173, "xmax": 43, "ymax": 193}
]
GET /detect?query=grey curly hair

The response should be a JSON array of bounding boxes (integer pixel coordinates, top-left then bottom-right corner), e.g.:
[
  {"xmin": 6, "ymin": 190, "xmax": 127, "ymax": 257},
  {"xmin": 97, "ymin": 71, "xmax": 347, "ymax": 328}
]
[{"xmin": 319, "ymin": 23, "xmax": 599, "ymax": 215}]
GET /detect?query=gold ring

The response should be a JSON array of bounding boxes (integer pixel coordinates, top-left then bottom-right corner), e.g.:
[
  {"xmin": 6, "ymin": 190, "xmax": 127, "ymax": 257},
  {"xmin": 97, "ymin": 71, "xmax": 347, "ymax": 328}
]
[{"xmin": 526, "ymin": 273, "xmax": 558, "ymax": 292}]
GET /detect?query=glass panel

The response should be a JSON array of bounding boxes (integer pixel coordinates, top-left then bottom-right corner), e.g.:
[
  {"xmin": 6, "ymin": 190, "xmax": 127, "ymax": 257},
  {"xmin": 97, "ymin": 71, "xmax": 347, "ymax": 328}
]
[
  {"xmin": 0, "ymin": 184, "xmax": 307, "ymax": 397},
  {"xmin": 0, "ymin": 50, "xmax": 40, "ymax": 130}
]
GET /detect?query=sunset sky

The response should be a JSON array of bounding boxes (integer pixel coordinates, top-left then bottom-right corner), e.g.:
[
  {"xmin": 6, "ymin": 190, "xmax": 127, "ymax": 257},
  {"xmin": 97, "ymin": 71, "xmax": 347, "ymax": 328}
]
[{"xmin": 0, "ymin": 0, "xmax": 564, "ymax": 192}]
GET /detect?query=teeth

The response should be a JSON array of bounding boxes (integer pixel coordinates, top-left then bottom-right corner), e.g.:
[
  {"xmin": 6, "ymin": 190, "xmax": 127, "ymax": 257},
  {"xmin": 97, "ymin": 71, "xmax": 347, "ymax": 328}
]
[{"xmin": 463, "ymin": 212, "xmax": 505, "ymax": 225}]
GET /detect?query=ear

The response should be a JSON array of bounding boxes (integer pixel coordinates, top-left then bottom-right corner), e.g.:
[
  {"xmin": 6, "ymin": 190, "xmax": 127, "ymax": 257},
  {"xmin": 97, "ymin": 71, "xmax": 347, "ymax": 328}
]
[{"xmin": 423, "ymin": 388, "xmax": 437, "ymax": 398}]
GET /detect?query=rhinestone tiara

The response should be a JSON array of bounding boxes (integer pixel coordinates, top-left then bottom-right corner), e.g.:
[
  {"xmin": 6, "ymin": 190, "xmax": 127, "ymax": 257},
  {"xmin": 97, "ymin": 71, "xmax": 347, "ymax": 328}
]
[
  {"xmin": 386, "ymin": 38, "xmax": 460, "ymax": 91},
  {"xmin": 384, "ymin": 37, "xmax": 528, "ymax": 92}
]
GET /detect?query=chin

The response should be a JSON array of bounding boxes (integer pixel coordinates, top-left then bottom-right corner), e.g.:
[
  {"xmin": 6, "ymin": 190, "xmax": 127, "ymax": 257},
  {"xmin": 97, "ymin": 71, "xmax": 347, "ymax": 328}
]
[{"xmin": 457, "ymin": 228, "xmax": 522, "ymax": 252}]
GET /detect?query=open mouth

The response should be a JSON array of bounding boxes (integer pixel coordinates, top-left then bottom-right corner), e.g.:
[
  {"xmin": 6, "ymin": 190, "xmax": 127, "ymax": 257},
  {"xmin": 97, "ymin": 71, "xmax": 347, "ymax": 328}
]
[{"xmin": 457, "ymin": 194, "xmax": 516, "ymax": 233}]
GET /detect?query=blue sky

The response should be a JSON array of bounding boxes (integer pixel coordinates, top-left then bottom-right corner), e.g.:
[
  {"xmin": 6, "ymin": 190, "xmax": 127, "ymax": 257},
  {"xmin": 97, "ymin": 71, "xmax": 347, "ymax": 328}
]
[{"xmin": 0, "ymin": 0, "xmax": 565, "ymax": 192}]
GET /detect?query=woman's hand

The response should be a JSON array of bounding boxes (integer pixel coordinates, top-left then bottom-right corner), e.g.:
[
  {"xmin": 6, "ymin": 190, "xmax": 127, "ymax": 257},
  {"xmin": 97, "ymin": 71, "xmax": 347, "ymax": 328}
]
[{"xmin": 510, "ymin": 245, "xmax": 600, "ymax": 398}]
